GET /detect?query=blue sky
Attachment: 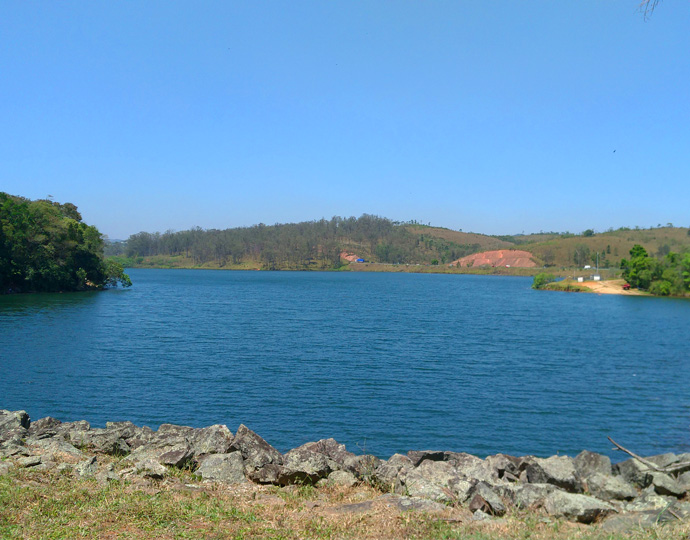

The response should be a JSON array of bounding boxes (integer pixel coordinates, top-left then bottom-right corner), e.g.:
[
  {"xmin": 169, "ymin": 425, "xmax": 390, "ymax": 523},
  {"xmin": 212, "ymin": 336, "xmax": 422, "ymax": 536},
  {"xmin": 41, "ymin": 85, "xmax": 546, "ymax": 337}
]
[{"xmin": 1, "ymin": 1, "xmax": 688, "ymax": 239}]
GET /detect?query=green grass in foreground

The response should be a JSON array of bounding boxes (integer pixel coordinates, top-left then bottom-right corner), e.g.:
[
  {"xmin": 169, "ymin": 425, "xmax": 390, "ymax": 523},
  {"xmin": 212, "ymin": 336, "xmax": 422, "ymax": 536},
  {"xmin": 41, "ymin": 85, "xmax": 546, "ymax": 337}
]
[{"xmin": 0, "ymin": 464, "xmax": 688, "ymax": 540}]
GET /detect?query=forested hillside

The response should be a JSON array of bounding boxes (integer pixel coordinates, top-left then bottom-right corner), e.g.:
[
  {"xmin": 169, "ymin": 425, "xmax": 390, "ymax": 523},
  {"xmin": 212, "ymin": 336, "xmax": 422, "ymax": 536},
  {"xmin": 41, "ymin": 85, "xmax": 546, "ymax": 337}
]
[
  {"xmin": 110, "ymin": 217, "xmax": 690, "ymax": 272},
  {"xmin": 0, "ymin": 193, "xmax": 131, "ymax": 293},
  {"xmin": 111, "ymin": 216, "xmax": 490, "ymax": 270}
]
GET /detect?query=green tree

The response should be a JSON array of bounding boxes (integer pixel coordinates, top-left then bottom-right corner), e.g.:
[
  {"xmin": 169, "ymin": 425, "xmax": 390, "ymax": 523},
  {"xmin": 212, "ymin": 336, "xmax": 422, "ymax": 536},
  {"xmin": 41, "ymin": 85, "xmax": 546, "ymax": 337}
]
[{"xmin": 532, "ymin": 273, "xmax": 556, "ymax": 289}]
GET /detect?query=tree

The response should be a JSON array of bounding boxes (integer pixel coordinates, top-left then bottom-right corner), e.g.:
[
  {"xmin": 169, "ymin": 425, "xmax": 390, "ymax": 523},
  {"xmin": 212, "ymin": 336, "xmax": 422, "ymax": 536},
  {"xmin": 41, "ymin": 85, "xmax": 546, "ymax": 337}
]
[
  {"xmin": 532, "ymin": 273, "xmax": 556, "ymax": 289},
  {"xmin": 0, "ymin": 192, "xmax": 131, "ymax": 293}
]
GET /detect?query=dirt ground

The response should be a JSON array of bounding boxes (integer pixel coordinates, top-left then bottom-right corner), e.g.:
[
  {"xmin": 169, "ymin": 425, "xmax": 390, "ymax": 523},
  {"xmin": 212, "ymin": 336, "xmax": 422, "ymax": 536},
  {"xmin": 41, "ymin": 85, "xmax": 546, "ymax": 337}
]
[{"xmin": 580, "ymin": 279, "xmax": 646, "ymax": 296}]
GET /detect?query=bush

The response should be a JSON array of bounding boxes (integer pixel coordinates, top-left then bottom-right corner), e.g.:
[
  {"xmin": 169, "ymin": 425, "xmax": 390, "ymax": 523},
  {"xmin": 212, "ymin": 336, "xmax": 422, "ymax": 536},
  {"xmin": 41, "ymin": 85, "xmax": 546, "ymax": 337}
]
[{"xmin": 532, "ymin": 273, "xmax": 556, "ymax": 289}]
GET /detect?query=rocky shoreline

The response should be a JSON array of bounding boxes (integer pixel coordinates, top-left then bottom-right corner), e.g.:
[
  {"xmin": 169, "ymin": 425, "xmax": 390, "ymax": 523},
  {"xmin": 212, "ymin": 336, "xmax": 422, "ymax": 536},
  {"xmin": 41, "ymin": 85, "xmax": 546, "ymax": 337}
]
[{"xmin": 1, "ymin": 410, "xmax": 689, "ymax": 533}]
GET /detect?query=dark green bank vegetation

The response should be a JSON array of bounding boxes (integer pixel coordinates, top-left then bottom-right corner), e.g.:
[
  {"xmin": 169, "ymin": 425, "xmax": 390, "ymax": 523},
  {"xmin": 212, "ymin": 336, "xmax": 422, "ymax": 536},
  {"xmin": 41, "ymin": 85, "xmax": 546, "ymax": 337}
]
[
  {"xmin": 0, "ymin": 193, "xmax": 131, "ymax": 293},
  {"xmin": 621, "ymin": 244, "xmax": 690, "ymax": 296}
]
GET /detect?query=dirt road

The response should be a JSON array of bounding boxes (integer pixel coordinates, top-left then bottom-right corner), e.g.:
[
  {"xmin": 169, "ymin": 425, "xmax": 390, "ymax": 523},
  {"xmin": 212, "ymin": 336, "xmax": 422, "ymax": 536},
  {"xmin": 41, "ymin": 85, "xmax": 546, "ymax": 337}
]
[{"xmin": 580, "ymin": 279, "xmax": 646, "ymax": 295}]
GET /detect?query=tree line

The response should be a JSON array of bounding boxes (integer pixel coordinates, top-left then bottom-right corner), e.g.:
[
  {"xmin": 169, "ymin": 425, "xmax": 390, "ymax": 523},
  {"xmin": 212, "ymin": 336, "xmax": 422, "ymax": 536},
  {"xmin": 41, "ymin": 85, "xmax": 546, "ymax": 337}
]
[
  {"xmin": 621, "ymin": 244, "xmax": 690, "ymax": 296},
  {"xmin": 0, "ymin": 193, "xmax": 131, "ymax": 293},
  {"xmin": 112, "ymin": 215, "xmax": 483, "ymax": 269}
]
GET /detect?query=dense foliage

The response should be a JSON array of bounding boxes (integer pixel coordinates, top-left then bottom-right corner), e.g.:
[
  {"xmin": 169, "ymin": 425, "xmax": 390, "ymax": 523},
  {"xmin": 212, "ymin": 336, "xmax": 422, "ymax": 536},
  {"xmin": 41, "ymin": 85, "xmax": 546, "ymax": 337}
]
[
  {"xmin": 0, "ymin": 193, "xmax": 131, "ymax": 293},
  {"xmin": 532, "ymin": 273, "xmax": 556, "ymax": 289},
  {"xmin": 620, "ymin": 244, "xmax": 690, "ymax": 296},
  {"xmin": 114, "ymin": 215, "xmax": 484, "ymax": 269}
]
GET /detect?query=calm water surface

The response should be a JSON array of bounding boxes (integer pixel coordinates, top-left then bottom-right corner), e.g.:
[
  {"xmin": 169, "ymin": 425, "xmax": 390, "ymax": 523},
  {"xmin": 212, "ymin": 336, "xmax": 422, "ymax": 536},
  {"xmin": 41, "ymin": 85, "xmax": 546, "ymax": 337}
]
[{"xmin": 1, "ymin": 269, "xmax": 689, "ymax": 459}]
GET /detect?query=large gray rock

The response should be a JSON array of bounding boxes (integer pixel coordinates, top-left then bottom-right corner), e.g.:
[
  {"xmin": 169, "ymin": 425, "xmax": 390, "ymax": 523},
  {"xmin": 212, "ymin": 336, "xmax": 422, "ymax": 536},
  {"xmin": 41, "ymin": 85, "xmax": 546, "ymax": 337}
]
[
  {"xmin": 0, "ymin": 410, "xmax": 30, "ymax": 446},
  {"xmin": 586, "ymin": 472, "xmax": 637, "ymax": 501},
  {"xmin": 573, "ymin": 450, "xmax": 611, "ymax": 479},
  {"xmin": 613, "ymin": 455, "xmax": 678, "ymax": 489},
  {"xmin": 524, "ymin": 456, "xmax": 581, "ymax": 492},
  {"xmin": 124, "ymin": 424, "xmax": 194, "ymax": 468},
  {"xmin": 407, "ymin": 450, "xmax": 446, "ymax": 467},
  {"xmin": 74, "ymin": 456, "xmax": 98, "ymax": 478},
  {"xmin": 298, "ymin": 438, "xmax": 356, "ymax": 470},
  {"xmin": 27, "ymin": 417, "xmax": 62, "ymax": 440},
  {"xmin": 468, "ymin": 482, "xmax": 507, "ymax": 516},
  {"xmin": 543, "ymin": 491, "xmax": 616, "ymax": 524},
  {"xmin": 484, "ymin": 454, "xmax": 521, "ymax": 482},
  {"xmin": 498, "ymin": 483, "xmax": 558, "ymax": 509},
  {"xmin": 325, "ymin": 470, "xmax": 358, "ymax": 487},
  {"xmin": 374, "ymin": 454, "xmax": 413, "ymax": 491},
  {"xmin": 622, "ymin": 488, "xmax": 674, "ymax": 512},
  {"xmin": 229, "ymin": 424, "xmax": 284, "ymax": 483},
  {"xmin": 82, "ymin": 429, "xmax": 131, "ymax": 455},
  {"xmin": 197, "ymin": 453, "xmax": 246, "ymax": 484},
  {"xmin": 279, "ymin": 447, "xmax": 334, "ymax": 485},
  {"xmin": 190, "ymin": 425, "xmax": 233, "ymax": 457},
  {"xmin": 650, "ymin": 472, "xmax": 685, "ymax": 498},
  {"xmin": 61, "ymin": 421, "xmax": 92, "ymax": 448},
  {"xmin": 18, "ymin": 455, "xmax": 42, "ymax": 468},
  {"xmin": 678, "ymin": 470, "xmax": 690, "ymax": 492},
  {"xmin": 29, "ymin": 438, "xmax": 83, "ymax": 459},
  {"xmin": 377, "ymin": 493, "xmax": 450, "ymax": 514},
  {"xmin": 399, "ymin": 460, "xmax": 472, "ymax": 503}
]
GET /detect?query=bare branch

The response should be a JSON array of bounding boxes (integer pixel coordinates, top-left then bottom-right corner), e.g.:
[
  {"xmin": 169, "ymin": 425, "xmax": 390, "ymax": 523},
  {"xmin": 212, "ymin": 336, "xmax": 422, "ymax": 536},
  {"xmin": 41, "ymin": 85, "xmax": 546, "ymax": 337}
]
[
  {"xmin": 607, "ymin": 436, "xmax": 664, "ymax": 472},
  {"xmin": 639, "ymin": 0, "xmax": 661, "ymax": 20}
]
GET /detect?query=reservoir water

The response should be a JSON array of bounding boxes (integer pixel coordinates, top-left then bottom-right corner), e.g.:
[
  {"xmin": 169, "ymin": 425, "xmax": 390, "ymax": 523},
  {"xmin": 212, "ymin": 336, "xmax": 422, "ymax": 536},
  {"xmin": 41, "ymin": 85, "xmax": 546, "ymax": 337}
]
[{"xmin": 1, "ymin": 268, "xmax": 689, "ymax": 460}]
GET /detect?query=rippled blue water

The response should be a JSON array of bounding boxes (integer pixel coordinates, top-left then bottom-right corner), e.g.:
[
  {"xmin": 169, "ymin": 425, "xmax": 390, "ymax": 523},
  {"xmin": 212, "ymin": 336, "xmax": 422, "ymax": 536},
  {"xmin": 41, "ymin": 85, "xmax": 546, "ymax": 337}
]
[{"xmin": 1, "ymin": 269, "xmax": 689, "ymax": 459}]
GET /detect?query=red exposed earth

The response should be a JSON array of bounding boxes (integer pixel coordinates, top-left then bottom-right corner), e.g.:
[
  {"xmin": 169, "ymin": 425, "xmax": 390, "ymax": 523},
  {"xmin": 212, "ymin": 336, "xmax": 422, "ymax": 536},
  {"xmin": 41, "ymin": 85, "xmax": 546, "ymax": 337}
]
[{"xmin": 452, "ymin": 249, "xmax": 537, "ymax": 268}]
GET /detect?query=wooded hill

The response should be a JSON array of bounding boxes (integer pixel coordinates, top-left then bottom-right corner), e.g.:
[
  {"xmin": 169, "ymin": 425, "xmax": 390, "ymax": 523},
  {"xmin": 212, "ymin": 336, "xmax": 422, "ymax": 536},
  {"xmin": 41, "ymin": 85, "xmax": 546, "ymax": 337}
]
[
  {"xmin": 107, "ymin": 216, "xmax": 690, "ymax": 271},
  {"xmin": 0, "ymin": 193, "xmax": 131, "ymax": 293}
]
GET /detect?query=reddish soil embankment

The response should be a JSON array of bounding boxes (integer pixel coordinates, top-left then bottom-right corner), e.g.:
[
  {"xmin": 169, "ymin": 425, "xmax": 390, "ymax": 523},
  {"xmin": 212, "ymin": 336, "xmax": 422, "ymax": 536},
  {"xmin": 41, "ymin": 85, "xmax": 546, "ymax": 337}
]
[
  {"xmin": 340, "ymin": 251, "xmax": 361, "ymax": 262},
  {"xmin": 452, "ymin": 249, "xmax": 537, "ymax": 268}
]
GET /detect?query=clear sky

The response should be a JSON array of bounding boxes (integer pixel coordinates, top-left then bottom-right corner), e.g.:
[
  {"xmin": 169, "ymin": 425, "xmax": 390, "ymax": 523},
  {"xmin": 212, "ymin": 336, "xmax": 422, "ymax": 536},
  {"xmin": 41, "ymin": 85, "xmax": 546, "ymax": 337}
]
[{"xmin": 1, "ymin": 1, "xmax": 688, "ymax": 239}]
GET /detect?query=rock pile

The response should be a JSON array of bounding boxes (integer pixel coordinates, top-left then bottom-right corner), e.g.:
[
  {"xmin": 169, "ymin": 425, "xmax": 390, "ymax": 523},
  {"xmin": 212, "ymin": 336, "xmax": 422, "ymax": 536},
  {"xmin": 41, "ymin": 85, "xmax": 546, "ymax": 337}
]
[{"xmin": 2, "ymin": 410, "xmax": 689, "ymax": 530}]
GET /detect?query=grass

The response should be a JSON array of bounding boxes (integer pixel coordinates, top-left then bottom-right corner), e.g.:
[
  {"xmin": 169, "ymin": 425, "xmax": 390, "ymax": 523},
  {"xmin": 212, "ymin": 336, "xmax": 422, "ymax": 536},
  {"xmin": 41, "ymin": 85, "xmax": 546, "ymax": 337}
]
[{"xmin": 1, "ymin": 462, "xmax": 688, "ymax": 539}]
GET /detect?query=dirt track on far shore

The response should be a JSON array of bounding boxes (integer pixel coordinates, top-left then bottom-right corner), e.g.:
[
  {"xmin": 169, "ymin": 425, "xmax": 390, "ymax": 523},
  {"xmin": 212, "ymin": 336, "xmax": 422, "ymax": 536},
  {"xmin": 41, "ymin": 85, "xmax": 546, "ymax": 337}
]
[{"xmin": 580, "ymin": 279, "xmax": 646, "ymax": 296}]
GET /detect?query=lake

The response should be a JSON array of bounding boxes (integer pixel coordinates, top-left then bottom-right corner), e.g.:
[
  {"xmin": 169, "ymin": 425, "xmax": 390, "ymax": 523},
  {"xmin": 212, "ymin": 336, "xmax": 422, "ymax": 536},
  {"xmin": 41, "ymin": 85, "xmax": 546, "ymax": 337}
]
[{"xmin": 1, "ymin": 269, "xmax": 689, "ymax": 460}]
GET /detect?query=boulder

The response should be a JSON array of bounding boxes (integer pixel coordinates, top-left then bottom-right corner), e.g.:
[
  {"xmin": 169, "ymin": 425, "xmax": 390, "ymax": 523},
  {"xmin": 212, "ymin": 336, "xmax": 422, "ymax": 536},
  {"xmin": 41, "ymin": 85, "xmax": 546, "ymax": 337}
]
[
  {"xmin": 190, "ymin": 425, "xmax": 233, "ymax": 457},
  {"xmin": 678, "ymin": 470, "xmax": 690, "ymax": 492},
  {"xmin": 325, "ymin": 470, "xmax": 358, "ymax": 487},
  {"xmin": 378, "ymin": 493, "xmax": 451, "ymax": 514},
  {"xmin": 586, "ymin": 472, "xmax": 637, "ymax": 501},
  {"xmin": 407, "ymin": 450, "xmax": 446, "ymax": 467},
  {"xmin": 484, "ymin": 454, "xmax": 521, "ymax": 482},
  {"xmin": 524, "ymin": 456, "xmax": 581, "ymax": 492},
  {"xmin": 230, "ymin": 425, "xmax": 283, "ymax": 469},
  {"xmin": 543, "ymin": 491, "xmax": 616, "ymax": 524},
  {"xmin": 650, "ymin": 472, "xmax": 685, "ymax": 498},
  {"xmin": 297, "ymin": 438, "xmax": 357, "ymax": 471},
  {"xmin": 0, "ymin": 410, "xmax": 30, "ymax": 446},
  {"xmin": 498, "ymin": 483, "xmax": 558, "ymax": 509},
  {"xmin": 18, "ymin": 455, "xmax": 42, "ymax": 468},
  {"xmin": 278, "ymin": 447, "xmax": 334, "ymax": 485},
  {"xmin": 0, "ymin": 461, "xmax": 12, "ymax": 475},
  {"xmin": 135, "ymin": 458, "xmax": 168, "ymax": 479},
  {"xmin": 468, "ymin": 482, "xmax": 507, "ymax": 516},
  {"xmin": 74, "ymin": 456, "xmax": 98, "ymax": 478},
  {"xmin": 573, "ymin": 450, "xmax": 611, "ymax": 479},
  {"xmin": 614, "ymin": 455, "xmax": 677, "ymax": 489},
  {"xmin": 124, "ymin": 424, "xmax": 194, "ymax": 469},
  {"xmin": 27, "ymin": 417, "xmax": 62, "ymax": 440},
  {"xmin": 374, "ymin": 454, "xmax": 413, "ymax": 491},
  {"xmin": 600, "ymin": 511, "xmax": 665, "ymax": 532},
  {"xmin": 29, "ymin": 438, "xmax": 83, "ymax": 459},
  {"xmin": 399, "ymin": 460, "xmax": 471, "ymax": 503},
  {"xmin": 82, "ymin": 429, "xmax": 131, "ymax": 456},
  {"xmin": 197, "ymin": 453, "xmax": 246, "ymax": 484},
  {"xmin": 622, "ymin": 488, "xmax": 674, "ymax": 512},
  {"xmin": 60, "ymin": 421, "xmax": 92, "ymax": 448},
  {"xmin": 344, "ymin": 454, "xmax": 381, "ymax": 480}
]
